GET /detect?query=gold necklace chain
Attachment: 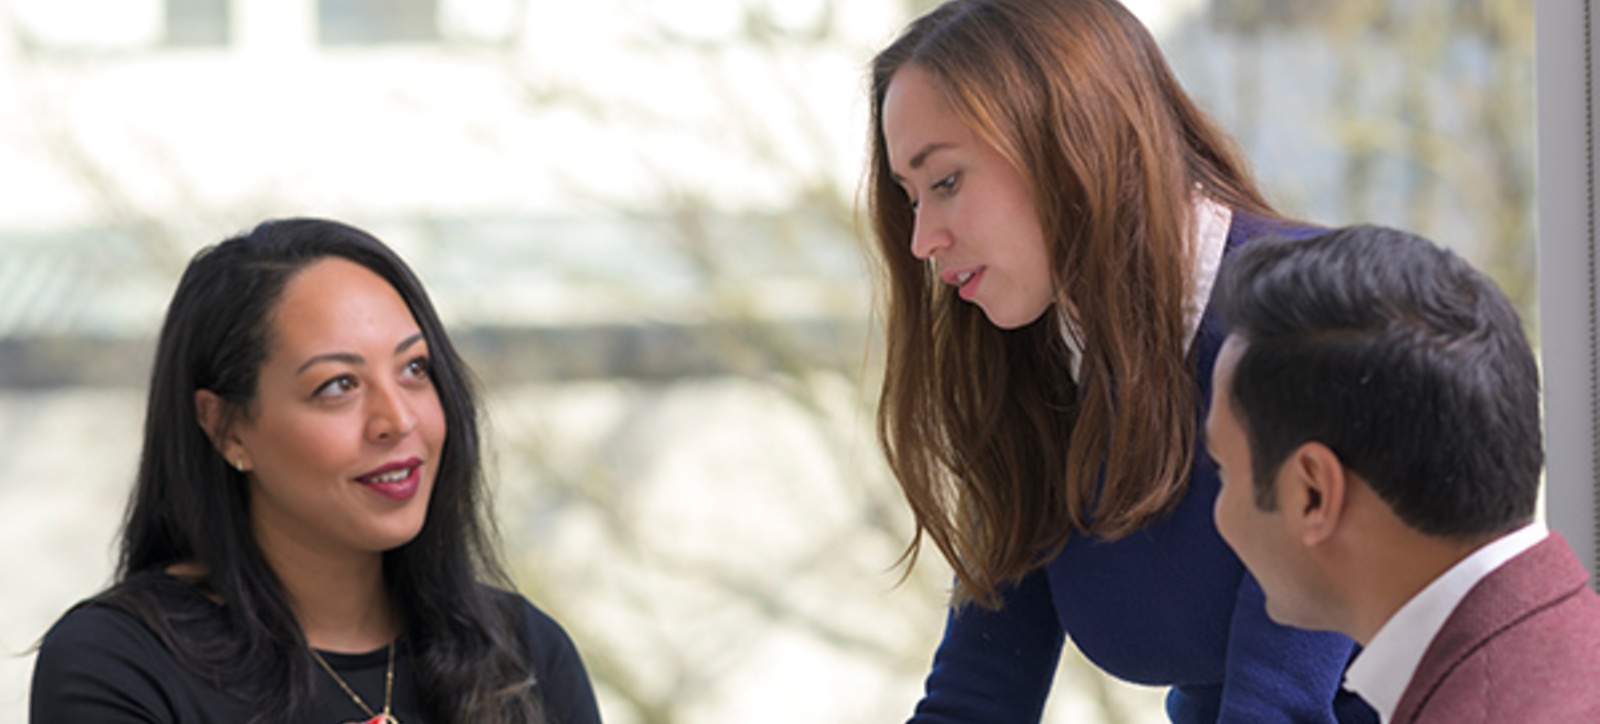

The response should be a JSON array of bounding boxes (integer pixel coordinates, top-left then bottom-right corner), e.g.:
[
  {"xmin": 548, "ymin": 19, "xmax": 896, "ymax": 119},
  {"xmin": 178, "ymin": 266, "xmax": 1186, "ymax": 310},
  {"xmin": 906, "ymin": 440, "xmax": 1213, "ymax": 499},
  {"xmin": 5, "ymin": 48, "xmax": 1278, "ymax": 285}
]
[{"xmin": 310, "ymin": 640, "xmax": 397, "ymax": 724}]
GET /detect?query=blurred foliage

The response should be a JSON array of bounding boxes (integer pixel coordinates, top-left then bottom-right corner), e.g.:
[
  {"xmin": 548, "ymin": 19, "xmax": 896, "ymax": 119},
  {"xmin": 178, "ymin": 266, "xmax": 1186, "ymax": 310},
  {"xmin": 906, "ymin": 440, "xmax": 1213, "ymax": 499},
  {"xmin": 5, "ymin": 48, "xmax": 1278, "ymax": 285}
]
[
  {"xmin": 1200, "ymin": 0, "xmax": 1534, "ymax": 314},
  {"xmin": 0, "ymin": 1, "xmax": 1536, "ymax": 722}
]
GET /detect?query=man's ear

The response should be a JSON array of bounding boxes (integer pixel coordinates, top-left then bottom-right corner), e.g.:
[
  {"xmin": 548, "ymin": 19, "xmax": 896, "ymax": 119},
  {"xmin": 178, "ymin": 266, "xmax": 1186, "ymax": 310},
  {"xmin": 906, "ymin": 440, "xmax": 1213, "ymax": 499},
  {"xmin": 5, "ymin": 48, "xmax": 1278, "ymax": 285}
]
[
  {"xmin": 1282, "ymin": 441, "xmax": 1347, "ymax": 546},
  {"xmin": 195, "ymin": 389, "xmax": 249, "ymax": 472}
]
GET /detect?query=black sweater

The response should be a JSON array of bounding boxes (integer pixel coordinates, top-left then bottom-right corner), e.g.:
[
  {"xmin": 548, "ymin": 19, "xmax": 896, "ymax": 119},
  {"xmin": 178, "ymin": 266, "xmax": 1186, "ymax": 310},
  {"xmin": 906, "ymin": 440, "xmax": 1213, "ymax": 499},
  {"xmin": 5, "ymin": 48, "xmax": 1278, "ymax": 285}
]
[{"xmin": 30, "ymin": 580, "xmax": 601, "ymax": 724}]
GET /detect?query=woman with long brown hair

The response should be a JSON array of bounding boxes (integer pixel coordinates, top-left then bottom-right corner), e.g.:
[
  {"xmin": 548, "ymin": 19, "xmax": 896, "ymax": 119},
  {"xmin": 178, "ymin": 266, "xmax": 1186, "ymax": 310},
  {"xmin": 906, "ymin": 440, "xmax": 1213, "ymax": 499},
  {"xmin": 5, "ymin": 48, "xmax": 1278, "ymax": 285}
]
[{"xmin": 868, "ymin": 1, "xmax": 1374, "ymax": 721}]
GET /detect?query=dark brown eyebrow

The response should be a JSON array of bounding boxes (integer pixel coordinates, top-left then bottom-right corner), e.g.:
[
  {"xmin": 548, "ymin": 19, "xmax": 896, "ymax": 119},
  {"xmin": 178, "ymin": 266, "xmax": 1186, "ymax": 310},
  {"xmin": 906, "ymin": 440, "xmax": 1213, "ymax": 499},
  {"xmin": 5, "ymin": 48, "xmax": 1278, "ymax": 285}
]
[
  {"xmin": 296, "ymin": 352, "xmax": 361, "ymax": 375},
  {"xmin": 891, "ymin": 142, "xmax": 955, "ymax": 183},
  {"xmin": 395, "ymin": 332, "xmax": 425, "ymax": 356},
  {"xmin": 295, "ymin": 332, "xmax": 426, "ymax": 375}
]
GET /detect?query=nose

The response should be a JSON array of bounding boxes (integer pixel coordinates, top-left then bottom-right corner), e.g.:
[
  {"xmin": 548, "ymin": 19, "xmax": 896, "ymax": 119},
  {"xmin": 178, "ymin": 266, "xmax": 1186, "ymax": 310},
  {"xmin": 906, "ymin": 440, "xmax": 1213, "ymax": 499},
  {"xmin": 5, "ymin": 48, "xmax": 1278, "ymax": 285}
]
[
  {"xmin": 366, "ymin": 382, "xmax": 419, "ymax": 442},
  {"xmin": 909, "ymin": 205, "xmax": 951, "ymax": 261}
]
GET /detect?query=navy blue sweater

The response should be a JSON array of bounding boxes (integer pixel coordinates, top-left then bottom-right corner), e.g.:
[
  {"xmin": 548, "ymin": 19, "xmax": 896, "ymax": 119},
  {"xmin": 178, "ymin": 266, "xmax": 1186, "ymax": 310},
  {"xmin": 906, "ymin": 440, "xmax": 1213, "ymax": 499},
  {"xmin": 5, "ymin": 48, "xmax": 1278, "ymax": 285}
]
[{"xmin": 910, "ymin": 217, "xmax": 1377, "ymax": 723}]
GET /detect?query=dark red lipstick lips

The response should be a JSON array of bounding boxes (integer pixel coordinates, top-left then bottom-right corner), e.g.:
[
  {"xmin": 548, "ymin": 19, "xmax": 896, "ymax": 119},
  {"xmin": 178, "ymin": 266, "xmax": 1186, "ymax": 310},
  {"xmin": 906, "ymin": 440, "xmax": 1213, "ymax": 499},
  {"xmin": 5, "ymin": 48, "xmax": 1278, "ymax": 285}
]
[{"xmin": 356, "ymin": 457, "xmax": 423, "ymax": 501}]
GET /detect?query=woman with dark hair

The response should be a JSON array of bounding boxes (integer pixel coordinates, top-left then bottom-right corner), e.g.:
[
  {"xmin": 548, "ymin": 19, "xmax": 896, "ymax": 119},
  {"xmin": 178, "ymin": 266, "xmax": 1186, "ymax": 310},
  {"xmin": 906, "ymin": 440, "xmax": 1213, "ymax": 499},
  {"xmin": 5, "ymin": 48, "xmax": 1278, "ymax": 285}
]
[
  {"xmin": 30, "ymin": 218, "xmax": 601, "ymax": 724},
  {"xmin": 867, "ymin": 0, "xmax": 1373, "ymax": 721}
]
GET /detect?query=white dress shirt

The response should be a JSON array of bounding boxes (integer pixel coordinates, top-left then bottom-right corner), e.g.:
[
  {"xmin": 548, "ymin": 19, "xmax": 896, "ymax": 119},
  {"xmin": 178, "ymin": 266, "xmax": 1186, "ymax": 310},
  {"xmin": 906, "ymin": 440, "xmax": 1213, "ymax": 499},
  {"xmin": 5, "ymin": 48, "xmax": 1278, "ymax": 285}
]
[{"xmin": 1343, "ymin": 522, "xmax": 1550, "ymax": 722}]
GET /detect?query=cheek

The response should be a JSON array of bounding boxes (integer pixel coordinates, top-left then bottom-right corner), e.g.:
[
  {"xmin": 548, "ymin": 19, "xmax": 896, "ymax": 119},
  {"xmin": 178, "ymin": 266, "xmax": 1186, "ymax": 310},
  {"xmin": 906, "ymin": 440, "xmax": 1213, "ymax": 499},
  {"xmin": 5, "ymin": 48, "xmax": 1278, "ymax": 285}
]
[
  {"xmin": 1212, "ymin": 480, "xmax": 1249, "ymax": 549},
  {"xmin": 252, "ymin": 416, "xmax": 352, "ymax": 474},
  {"xmin": 1211, "ymin": 488, "xmax": 1233, "ymax": 542},
  {"xmin": 1015, "ymin": 222, "xmax": 1054, "ymax": 288},
  {"xmin": 419, "ymin": 394, "xmax": 447, "ymax": 449},
  {"xmin": 244, "ymin": 422, "xmax": 356, "ymax": 516},
  {"xmin": 272, "ymin": 444, "xmax": 348, "ymax": 496}
]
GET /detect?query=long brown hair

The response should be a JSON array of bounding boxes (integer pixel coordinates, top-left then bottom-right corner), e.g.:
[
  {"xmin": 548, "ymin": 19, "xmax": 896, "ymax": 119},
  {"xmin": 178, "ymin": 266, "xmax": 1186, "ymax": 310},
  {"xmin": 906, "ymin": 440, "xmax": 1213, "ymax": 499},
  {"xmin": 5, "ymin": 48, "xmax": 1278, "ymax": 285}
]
[{"xmin": 867, "ymin": 0, "xmax": 1282, "ymax": 608}]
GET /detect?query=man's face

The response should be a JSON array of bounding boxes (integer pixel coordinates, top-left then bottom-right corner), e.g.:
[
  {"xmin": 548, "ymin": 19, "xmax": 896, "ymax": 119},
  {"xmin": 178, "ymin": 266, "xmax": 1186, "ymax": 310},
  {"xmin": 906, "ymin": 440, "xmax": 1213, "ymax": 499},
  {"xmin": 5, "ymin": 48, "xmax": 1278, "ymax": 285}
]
[{"xmin": 1207, "ymin": 335, "xmax": 1331, "ymax": 629}]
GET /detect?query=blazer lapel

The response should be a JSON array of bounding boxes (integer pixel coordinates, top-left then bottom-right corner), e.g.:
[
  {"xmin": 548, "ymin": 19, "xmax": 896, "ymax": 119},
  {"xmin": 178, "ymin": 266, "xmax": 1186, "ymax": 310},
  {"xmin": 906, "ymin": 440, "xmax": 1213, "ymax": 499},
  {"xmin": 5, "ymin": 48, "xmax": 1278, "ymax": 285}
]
[{"xmin": 1390, "ymin": 533, "xmax": 1591, "ymax": 723}]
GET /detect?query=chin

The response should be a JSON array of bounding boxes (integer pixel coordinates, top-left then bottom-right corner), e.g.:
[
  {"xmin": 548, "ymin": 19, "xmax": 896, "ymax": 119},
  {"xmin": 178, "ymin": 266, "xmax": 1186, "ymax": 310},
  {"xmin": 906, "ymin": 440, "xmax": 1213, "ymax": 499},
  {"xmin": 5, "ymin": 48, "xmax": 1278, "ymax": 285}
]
[
  {"xmin": 1263, "ymin": 597, "xmax": 1327, "ymax": 632},
  {"xmin": 374, "ymin": 533, "xmax": 424, "ymax": 554},
  {"xmin": 1261, "ymin": 601, "xmax": 1293, "ymax": 626},
  {"xmin": 983, "ymin": 306, "xmax": 1051, "ymax": 330},
  {"xmin": 375, "ymin": 516, "xmax": 429, "ymax": 552}
]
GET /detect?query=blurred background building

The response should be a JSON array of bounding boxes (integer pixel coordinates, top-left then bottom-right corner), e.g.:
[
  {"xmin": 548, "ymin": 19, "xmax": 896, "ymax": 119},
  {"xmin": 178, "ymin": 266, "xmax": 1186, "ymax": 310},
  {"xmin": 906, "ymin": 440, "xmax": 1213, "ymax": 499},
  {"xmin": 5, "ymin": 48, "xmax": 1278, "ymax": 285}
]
[{"xmin": 0, "ymin": 1, "xmax": 1532, "ymax": 722}]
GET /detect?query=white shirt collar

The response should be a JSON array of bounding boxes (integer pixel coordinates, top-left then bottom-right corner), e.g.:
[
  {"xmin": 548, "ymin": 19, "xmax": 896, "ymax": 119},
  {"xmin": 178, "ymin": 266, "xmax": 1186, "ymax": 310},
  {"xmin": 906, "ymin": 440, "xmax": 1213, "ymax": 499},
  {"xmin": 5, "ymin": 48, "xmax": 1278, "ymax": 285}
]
[
  {"xmin": 1060, "ymin": 195, "xmax": 1231, "ymax": 381},
  {"xmin": 1343, "ymin": 521, "xmax": 1549, "ymax": 723}
]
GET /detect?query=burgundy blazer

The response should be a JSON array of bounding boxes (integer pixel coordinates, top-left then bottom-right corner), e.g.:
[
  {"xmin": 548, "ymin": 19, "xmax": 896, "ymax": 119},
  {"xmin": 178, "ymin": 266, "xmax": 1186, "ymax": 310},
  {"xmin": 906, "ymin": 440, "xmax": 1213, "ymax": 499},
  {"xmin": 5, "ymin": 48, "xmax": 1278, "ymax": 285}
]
[{"xmin": 1393, "ymin": 532, "xmax": 1600, "ymax": 723}]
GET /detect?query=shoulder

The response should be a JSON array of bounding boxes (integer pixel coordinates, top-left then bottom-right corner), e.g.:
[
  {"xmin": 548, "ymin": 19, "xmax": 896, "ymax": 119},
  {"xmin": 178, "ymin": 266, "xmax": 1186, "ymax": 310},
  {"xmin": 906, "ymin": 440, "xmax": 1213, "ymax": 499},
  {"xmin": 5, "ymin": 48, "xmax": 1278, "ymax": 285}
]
[
  {"xmin": 38, "ymin": 598, "xmax": 161, "ymax": 658},
  {"xmin": 1403, "ymin": 535, "xmax": 1600, "ymax": 721},
  {"xmin": 1226, "ymin": 213, "xmax": 1324, "ymax": 247},
  {"xmin": 32, "ymin": 599, "xmax": 187, "ymax": 721},
  {"xmin": 34, "ymin": 579, "xmax": 219, "ymax": 670},
  {"xmin": 33, "ymin": 574, "xmax": 253, "ymax": 723},
  {"xmin": 1443, "ymin": 534, "xmax": 1600, "ymax": 648},
  {"xmin": 480, "ymin": 586, "xmax": 581, "ymax": 654},
  {"xmin": 500, "ymin": 590, "xmax": 589, "ymax": 678},
  {"xmin": 485, "ymin": 587, "xmax": 603, "ymax": 724}
]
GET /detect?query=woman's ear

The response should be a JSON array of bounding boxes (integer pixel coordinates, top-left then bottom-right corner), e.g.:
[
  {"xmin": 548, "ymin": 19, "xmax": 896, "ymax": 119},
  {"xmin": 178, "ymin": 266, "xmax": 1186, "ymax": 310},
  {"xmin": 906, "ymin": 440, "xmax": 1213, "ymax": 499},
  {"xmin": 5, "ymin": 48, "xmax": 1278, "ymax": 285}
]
[
  {"xmin": 1284, "ymin": 441, "xmax": 1348, "ymax": 547},
  {"xmin": 195, "ymin": 389, "xmax": 250, "ymax": 472}
]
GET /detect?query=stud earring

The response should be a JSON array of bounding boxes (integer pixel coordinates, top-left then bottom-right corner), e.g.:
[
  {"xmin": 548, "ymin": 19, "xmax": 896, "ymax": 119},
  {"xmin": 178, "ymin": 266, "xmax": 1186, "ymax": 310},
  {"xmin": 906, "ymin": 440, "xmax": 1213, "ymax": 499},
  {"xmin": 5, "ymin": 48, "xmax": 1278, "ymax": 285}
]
[{"xmin": 233, "ymin": 458, "xmax": 246, "ymax": 473}]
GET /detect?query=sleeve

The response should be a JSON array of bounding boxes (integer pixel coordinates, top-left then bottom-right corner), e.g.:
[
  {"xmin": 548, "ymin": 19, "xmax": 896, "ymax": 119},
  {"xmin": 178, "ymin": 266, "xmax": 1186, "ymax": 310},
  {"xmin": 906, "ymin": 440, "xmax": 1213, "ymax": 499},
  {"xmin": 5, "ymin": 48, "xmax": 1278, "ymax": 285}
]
[
  {"xmin": 909, "ymin": 566, "xmax": 1066, "ymax": 724},
  {"xmin": 1215, "ymin": 574, "xmax": 1376, "ymax": 724},
  {"xmin": 519, "ymin": 600, "xmax": 604, "ymax": 724},
  {"xmin": 29, "ymin": 605, "xmax": 180, "ymax": 724}
]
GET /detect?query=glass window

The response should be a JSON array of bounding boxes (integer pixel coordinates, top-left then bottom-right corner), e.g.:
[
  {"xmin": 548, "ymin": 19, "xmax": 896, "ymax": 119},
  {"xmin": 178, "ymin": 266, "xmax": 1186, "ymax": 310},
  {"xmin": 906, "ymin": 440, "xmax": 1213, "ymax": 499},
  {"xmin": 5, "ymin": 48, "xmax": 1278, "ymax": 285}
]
[
  {"xmin": 164, "ymin": 0, "xmax": 230, "ymax": 47},
  {"xmin": 318, "ymin": 0, "xmax": 438, "ymax": 45}
]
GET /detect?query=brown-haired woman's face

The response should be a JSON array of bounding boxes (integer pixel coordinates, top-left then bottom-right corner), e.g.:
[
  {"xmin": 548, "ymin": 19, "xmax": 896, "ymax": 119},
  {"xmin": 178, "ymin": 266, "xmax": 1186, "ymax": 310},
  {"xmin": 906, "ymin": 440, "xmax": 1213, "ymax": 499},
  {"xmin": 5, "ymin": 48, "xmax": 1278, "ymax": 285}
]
[
  {"xmin": 882, "ymin": 63, "xmax": 1054, "ymax": 329},
  {"xmin": 223, "ymin": 257, "xmax": 446, "ymax": 563}
]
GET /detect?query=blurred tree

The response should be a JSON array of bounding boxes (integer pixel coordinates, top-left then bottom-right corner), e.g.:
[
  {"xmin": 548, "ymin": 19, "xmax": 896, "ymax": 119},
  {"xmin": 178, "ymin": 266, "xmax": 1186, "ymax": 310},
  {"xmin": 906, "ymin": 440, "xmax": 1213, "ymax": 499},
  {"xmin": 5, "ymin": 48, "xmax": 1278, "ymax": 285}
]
[
  {"xmin": 0, "ymin": 1, "xmax": 1535, "ymax": 723},
  {"xmin": 448, "ymin": 0, "xmax": 1538, "ymax": 721},
  {"xmin": 1203, "ymin": 0, "xmax": 1534, "ymax": 313}
]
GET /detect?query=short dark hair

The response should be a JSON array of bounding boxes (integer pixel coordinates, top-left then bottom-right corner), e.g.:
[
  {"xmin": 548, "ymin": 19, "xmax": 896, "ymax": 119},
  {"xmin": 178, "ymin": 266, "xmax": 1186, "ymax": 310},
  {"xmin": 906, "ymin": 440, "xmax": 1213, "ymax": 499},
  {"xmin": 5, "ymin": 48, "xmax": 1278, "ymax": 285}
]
[
  {"xmin": 113, "ymin": 218, "xmax": 544, "ymax": 723},
  {"xmin": 1214, "ymin": 224, "xmax": 1541, "ymax": 538}
]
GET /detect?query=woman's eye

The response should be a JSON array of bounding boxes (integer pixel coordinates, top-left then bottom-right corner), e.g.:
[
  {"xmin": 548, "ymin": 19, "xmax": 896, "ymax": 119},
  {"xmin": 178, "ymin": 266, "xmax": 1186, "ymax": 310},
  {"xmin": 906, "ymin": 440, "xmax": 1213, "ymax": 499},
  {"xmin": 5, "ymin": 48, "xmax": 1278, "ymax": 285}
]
[
  {"xmin": 404, "ymin": 357, "xmax": 432, "ymax": 381},
  {"xmin": 904, "ymin": 173, "xmax": 956, "ymax": 212},
  {"xmin": 315, "ymin": 375, "xmax": 357, "ymax": 398}
]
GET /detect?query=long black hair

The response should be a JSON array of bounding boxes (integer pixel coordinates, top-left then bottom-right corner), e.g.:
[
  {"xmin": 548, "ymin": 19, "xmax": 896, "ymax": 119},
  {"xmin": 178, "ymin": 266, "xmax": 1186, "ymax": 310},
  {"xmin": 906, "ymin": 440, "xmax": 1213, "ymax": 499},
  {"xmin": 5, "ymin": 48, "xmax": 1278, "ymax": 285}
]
[{"xmin": 106, "ymin": 218, "xmax": 545, "ymax": 723}]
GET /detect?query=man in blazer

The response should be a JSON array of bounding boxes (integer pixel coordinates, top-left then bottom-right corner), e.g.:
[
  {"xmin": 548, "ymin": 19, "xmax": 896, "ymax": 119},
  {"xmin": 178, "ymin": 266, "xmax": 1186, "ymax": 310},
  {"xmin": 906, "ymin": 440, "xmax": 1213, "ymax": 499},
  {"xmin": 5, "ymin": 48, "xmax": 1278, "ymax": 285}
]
[{"xmin": 1203, "ymin": 224, "xmax": 1600, "ymax": 723}]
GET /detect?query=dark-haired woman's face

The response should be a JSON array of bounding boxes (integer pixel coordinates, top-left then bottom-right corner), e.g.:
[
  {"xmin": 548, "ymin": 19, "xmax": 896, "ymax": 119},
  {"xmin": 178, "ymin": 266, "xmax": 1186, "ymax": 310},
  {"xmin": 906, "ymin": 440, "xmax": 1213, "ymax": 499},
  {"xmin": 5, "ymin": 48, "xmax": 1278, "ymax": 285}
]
[
  {"xmin": 882, "ymin": 63, "xmax": 1054, "ymax": 329},
  {"xmin": 228, "ymin": 257, "xmax": 445, "ymax": 564}
]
